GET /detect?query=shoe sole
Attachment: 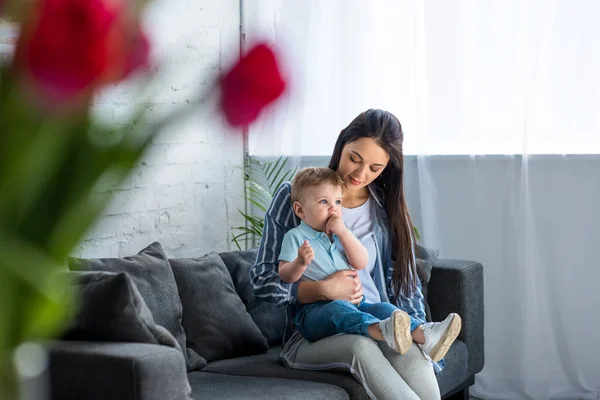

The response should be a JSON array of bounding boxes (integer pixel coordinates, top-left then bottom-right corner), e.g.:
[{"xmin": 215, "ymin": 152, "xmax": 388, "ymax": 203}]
[
  {"xmin": 428, "ymin": 313, "xmax": 462, "ymax": 362},
  {"xmin": 392, "ymin": 311, "xmax": 412, "ymax": 355}
]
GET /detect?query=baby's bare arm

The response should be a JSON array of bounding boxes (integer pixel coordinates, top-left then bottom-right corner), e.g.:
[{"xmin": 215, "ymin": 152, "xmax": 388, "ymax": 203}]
[
  {"xmin": 278, "ymin": 259, "xmax": 307, "ymax": 283},
  {"xmin": 337, "ymin": 230, "xmax": 368, "ymax": 270},
  {"xmin": 278, "ymin": 240, "xmax": 314, "ymax": 283}
]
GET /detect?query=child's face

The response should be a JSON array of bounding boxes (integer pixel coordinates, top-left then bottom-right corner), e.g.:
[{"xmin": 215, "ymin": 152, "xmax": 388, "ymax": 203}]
[{"xmin": 294, "ymin": 183, "xmax": 343, "ymax": 232}]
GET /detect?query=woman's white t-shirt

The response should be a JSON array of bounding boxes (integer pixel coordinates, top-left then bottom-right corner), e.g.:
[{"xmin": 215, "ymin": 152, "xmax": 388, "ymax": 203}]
[{"xmin": 342, "ymin": 198, "xmax": 381, "ymax": 304}]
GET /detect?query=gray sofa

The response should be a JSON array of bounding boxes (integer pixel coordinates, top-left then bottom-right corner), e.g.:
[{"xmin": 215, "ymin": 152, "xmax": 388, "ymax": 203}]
[{"xmin": 49, "ymin": 243, "xmax": 484, "ymax": 400}]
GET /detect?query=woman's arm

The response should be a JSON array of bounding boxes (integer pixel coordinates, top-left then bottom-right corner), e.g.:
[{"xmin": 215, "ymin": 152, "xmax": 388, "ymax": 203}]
[
  {"xmin": 382, "ymin": 212, "xmax": 428, "ymax": 323},
  {"xmin": 392, "ymin": 267, "xmax": 427, "ymax": 324},
  {"xmin": 250, "ymin": 183, "xmax": 299, "ymax": 307},
  {"xmin": 297, "ymin": 269, "xmax": 364, "ymax": 304}
]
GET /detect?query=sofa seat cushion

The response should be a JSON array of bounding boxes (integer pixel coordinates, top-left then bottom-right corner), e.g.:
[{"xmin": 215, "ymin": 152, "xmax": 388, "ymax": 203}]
[
  {"xmin": 201, "ymin": 347, "xmax": 368, "ymax": 400},
  {"xmin": 436, "ymin": 339, "xmax": 468, "ymax": 396},
  {"xmin": 188, "ymin": 371, "xmax": 348, "ymax": 400},
  {"xmin": 203, "ymin": 341, "xmax": 469, "ymax": 399}
]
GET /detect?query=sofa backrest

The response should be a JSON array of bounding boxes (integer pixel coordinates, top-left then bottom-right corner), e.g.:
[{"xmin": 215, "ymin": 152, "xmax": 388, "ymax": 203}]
[{"xmin": 218, "ymin": 249, "xmax": 287, "ymax": 347}]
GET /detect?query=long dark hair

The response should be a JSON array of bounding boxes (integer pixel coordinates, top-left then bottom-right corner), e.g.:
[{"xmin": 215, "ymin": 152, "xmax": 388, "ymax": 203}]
[{"xmin": 328, "ymin": 109, "xmax": 417, "ymax": 299}]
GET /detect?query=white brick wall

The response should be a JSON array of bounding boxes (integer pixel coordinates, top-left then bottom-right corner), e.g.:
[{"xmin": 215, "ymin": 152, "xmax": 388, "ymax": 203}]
[{"xmin": 74, "ymin": 0, "xmax": 245, "ymax": 258}]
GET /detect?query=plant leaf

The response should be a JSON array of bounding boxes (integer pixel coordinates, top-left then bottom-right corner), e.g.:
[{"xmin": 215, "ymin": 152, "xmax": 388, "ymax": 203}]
[{"xmin": 232, "ymin": 155, "xmax": 294, "ymax": 249}]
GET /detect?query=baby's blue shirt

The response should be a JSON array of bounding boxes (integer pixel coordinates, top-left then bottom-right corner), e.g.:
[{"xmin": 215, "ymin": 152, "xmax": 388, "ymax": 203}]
[{"xmin": 279, "ymin": 221, "xmax": 353, "ymax": 281}]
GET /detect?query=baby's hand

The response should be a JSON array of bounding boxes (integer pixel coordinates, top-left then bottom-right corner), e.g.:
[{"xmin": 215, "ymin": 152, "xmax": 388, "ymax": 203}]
[
  {"xmin": 325, "ymin": 212, "xmax": 347, "ymax": 236},
  {"xmin": 297, "ymin": 240, "xmax": 314, "ymax": 267}
]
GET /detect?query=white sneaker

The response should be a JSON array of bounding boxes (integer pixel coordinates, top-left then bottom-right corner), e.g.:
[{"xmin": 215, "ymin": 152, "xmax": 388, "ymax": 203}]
[
  {"xmin": 379, "ymin": 310, "xmax": 412, "ymax": 354},
  {"xmin": 420, "ymin": 313, "xmax": 462, "ymax": 362}
]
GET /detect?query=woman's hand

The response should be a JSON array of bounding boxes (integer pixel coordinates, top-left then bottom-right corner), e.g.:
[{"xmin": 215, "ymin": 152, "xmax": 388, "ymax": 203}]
[{"xmin": 321, "ymin": 270, "xmax": 363, "ymax": 304}]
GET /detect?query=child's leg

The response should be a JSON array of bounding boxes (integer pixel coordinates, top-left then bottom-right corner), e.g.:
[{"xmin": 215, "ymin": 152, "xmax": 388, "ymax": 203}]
[
  {"xmin": 357, "ymin": 302, "xmax": 413, "ymax": 354},
  {"xmin": 357, "ymin": 301, "xmax": 399, "ymax": 320},
  {"xmin": 358, "ymin": 302, "xmax": 423, "ymax": 333},
  {"xmin": 418, "ymin": 313, "xmax": 462, "ymax": 362},
  {"xmin": 294, "ymin": 300, "xmax": 380, "ymax": 342},
  {"xmin": 412, "ymin": 324, "xmax": 426, "ymax": 344}
]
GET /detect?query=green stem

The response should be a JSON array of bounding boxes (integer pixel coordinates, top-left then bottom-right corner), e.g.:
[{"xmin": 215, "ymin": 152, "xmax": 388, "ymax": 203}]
[{"xmin": 0, "ymin": 356, "xmax": 19, "ymax": 400}]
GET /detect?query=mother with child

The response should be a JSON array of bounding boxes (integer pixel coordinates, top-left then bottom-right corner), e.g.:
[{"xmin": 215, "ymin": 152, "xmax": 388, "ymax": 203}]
[{"xmin": 251, "ymin": 109, "xmax": 462, "ymax": 400}]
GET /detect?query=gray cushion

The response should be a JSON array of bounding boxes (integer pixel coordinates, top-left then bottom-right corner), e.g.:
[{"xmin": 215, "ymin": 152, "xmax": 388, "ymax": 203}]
[
  {"xmin": 188, "ymin": 372, "xmax": 349, "ymax": 400},
  {"xmin": 415, "ymin": 243, "xmax": 440, "ymax": 322},
  {"xmin": 68, "ymin": 242, "xmax": 206, "ymax": 371},
  {"xmin": 63, "ymin": 271, "xmax": 180, "ymax": 350},
  {"xmin": 219, "ymin": 249, "xmax": 286, "ymax": 346},
  {"xmin": 202, "ymin": 347, "xmax": 368, "ymax": 400},
  {"xmin": 203, "ymin": 342, "xmax": 468, "ymax": 399},
  {"xmin": 169, "ymin": 252, "xmax": 269, "ymax": 363}
]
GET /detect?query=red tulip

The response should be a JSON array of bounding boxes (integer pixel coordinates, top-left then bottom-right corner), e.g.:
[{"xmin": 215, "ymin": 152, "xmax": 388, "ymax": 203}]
[
  {"xmin": 13, "ymin": 0, "xmax": 149, "ymax": 107},
  {"xmin": 219, "ymin": 43, "xmax": 287, "ymax": 127},
  {"xmin": 122, "ymin": 30, "xmax": 150, "ymax": 79}
]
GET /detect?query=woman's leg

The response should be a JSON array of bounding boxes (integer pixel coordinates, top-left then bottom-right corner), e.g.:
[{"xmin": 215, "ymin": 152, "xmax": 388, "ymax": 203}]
[
  {"xmin": 378, "ymin": 341, "xmax": 441, "ymax": 400},
  {"xmin": 283, "ymin": 332, "xmax": 421, "ymax": 400}
]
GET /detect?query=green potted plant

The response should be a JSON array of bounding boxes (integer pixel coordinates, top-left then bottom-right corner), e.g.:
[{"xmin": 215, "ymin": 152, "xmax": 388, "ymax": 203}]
[{"xmin": 231, "ymin": 156, "xmax": 297, "ymax": 249}]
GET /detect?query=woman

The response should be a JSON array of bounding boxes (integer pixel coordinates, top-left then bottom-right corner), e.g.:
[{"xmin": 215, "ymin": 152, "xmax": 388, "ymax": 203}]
[{"xmin": 250, "ymin": 109, "xmax": 442, "ymax": 399}]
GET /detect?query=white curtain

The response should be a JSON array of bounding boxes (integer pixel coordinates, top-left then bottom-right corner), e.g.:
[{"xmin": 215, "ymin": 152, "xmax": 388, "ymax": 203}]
[{"xmin": 244, "ymin": 1, "xmax": 600, "ymax": 399}]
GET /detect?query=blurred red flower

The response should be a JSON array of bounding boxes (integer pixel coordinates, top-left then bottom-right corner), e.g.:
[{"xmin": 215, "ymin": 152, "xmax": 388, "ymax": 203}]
[
  {"xmin": 219, "ymin": 43, "xmax": 287, "ymax": 127},
  {"xmin": 122, "ymin": 30, "xmax": 151, "ymax": 78},
  {"xmin": 13, "ymin": 0, "xmax": 149, "ymax": 106}
]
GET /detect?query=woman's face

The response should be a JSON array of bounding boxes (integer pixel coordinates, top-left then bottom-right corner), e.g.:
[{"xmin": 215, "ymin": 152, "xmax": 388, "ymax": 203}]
[{"xmin": 337, "ymin": 137, "xmax": 390, "ymax": 193}]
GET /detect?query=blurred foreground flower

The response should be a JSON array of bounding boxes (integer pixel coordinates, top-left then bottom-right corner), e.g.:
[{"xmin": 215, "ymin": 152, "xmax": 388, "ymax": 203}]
[
  {"xmin": 0, "ymin": 1, "xmax": 286, "ymax": 398},
  {"xmin": 219, "ymin": 43, "xmax": 286, "ymax": 127},
  {"xmin": 13, "ymin": 0, "xmax": 149, "ymax": 109}
]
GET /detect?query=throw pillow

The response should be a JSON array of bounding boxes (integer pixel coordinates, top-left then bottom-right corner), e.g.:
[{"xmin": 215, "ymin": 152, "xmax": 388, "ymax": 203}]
[
  {"xmin": 219, "ymin": 249, "xmax": 286, "ymax": 346},
  {"xmin": 63, "ymin": 271, "xmax": 180, "ymax": 350},
  {"xmin": 415, "ymin": 243, "xmax": 440, "ymax": 322},
  {"xmin": 68, "ymin": 242, "xmax": 206, "ymax": 371},
  {"xmin": 169, "ymin": 252, "xmax": 269, "ymax": 362}
]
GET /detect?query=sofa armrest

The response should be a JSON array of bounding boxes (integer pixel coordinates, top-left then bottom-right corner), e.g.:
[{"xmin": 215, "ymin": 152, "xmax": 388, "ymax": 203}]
[
  {"xmin": 49, "ymin": 341, "xmax": 191, "ymax": 400},
  {"xmin": 427, "ymin": 259, "xmax": 484, "ymax": 377}
]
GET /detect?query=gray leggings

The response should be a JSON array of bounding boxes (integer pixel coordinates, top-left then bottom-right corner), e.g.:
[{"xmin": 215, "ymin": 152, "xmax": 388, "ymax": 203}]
[{"xmin": 282, "ymin": 333, "xmax": 441, "ymax": 400}]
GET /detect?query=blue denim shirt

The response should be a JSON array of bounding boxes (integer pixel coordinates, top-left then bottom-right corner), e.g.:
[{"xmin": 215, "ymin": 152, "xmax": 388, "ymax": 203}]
[{"xmin": 250, "ymin": 182, "xmax": 444, "ymax": 373}]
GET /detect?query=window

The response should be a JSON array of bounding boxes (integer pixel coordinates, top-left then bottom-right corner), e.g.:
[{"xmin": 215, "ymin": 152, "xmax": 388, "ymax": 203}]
[{"xmin": 246, "ymin": 1, "xmax": 600, "ymax": 156}]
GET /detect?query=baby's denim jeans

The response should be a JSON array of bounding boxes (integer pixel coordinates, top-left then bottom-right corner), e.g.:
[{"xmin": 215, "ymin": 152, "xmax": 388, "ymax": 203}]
[{"xmin": 294, "ymin": 298, "xmax": 401, "ymax": 342}]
